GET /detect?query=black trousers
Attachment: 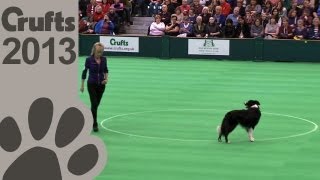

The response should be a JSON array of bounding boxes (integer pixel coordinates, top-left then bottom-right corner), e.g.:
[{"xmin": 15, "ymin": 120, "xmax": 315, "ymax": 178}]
[{"xmin": 88, "ymin": 83, "xmax": 106, "ymax": 127}]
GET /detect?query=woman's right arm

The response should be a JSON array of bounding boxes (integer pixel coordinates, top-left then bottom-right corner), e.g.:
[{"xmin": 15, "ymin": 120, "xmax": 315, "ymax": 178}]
[{"xmin": 81, "ymin": 58, "xmax": 90, "ymax": 92}]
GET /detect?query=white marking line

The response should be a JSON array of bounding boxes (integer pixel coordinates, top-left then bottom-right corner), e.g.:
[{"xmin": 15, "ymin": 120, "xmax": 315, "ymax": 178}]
[{"xmin": 100, "ymin": 109, "xmax": 319, "ymax": 142}]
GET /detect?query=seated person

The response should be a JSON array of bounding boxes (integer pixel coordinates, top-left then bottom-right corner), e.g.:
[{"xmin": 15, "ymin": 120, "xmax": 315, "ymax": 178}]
[
  {"xmin": 178, "ymin": 16, "xmax": 194, "ymax": 37},
  {"xmin": 93, "ymin": 5, "xmax": 105, "ymax": 22},
  {"xmin": 222, "ymin": 18, "xmax": 236, "ymax": 38},
  {"xmin": 293, "ymin": 19, "xmax": 308, "ymax": 40},
  {"xmin": 205, "ymin": 17, "xmax": 221, "ymax": 38},
  {"xmin": 251, "ymin": 18, "xmax": 264, "ymax": 38},
  {"xmin": 94, "ymin": 14, "xmax": 115, "ymax": 35},
  {"xmin": 235, "ymin": 16, "xmax": 251, "ymax": 38},
  {"xmin": 193, "ymin": 15, "xmax": 206, "ymax": 37},
  {"xmin": 278, "ymin": 18, "xmax": 294, "ymax": 39},
  {"xmin": 165, "ymin": 14, "xmax": 180, "ymax": 36},
  {"xmin": 148, "ymin": 0, "xmax": 162, "ymax": 17},
  {"xmin": 111, "ymin": 0, "xmax": 124, "ymax": 22},
  {"xmin": 149, "ymin": 15, "xmax": 166, "ymax": 36},
  {"xmin": 107, "ymin": 7, "xmax": 120, "ymax": 34},
  {"xmin": 264, "ymin": 16, "xmax": 279, "ymax": 39},
  {"xmin": 307, "ymin": 17, "xmax": 320, "ymax": 40}
]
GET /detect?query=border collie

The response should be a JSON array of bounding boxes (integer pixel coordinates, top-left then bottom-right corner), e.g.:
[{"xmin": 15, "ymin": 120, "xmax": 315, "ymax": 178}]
[{"xmin": 217, "ymin": 100, "xmax": 261, "ymax": 143}]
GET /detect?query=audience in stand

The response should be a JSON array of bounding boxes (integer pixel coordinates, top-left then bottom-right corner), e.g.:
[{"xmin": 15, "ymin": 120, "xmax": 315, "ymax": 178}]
[{"xmin": 77, "ymin": 0, "xmax": 320, "ymax": 40}]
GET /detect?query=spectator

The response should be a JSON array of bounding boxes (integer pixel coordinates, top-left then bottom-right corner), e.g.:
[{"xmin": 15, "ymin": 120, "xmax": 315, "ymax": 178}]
[
  {"xmin": 271, "ymin": 8, "xmax": 282, "ymax": 26},
  {"xmin": 265, "ymin": 16, "xmax": 279, "ymax": 39},
  {"xmin": 199, "ymin": 0, "xmax": 207, "ymax": 6},
  {"xmin": 244, "ymin": 10, "xmax": 254, "ymax": 24},
  {"xmin": 94, "ymin": 14, "xmax": 115, "ymax": 34},
  {"xmin": 93, "ymin": 5, "xmax": 105, "ymax": 22},
  {"xmin": 234, "ymin": 0, "xmax": 246, "ymax": 16},
  {"xmin": 288, "ymin": 9, "xmax": 298, "ymax": 28},
  {"xmin": 101, "ymin": 0, "xmax": 111, "ymax": 14},
  {"xmin": 302, "ymin": 0, "xmax": 314, "ymax": 16},
  {"xmin": 189, "ymin": 8, "xmax": 197, "ymax": 23},
  {"xmin": 208, "ymin": 0, "xmax": 219, "ymax": 15},
  {"xmin": 87, "ymin": 0, "xmax": 98, "ymax": 22},
  {"xmin": 261, "ymin": 12, "xmax": 269, "ymax": 28},
  {"xmin": 307, "ymin": 17, "xmax": 320, "ymax": 39},
  {"xmin": 79, "ymin": 0, "xmax": 90, "ymax": 18},
  {"xmin": 178, "ymin": 16, "xmax": 194, "ymax": 36},
  {"xmin": 222, "ymin": 18, "xmax": 236, "ymax": 37},
  {"xmin": 313, "ymin": 0, "xmax": 320, "ymax": 17},
  {"xmin": 275, "ymin": 1, "xmax": 288, "ymax": 18},
  {"xmin": 79, "ymin": 17, "xmax": 95, "ymax": 34},
  {"xmin": 163, "ymin": 0, "xmax": 177, "ymax": 14},
  {"xmin": 300, "ymin": 8, "xmax": 314, "ymax": 28},
  {"xmin": 134, "ymin": 0, "xmax": 148, "ymax": 16},
  {"xmin": 201, "ymin": 7, "xmax": 211, "ymax": 24},
  {"xmin": 235, "ymin": 16, "xmax": 251, "ymax": 38},
  {"xmin": 220, "ymin": 0, "xmax": 232, "ymax": 17},
  {"xmin": 175, "ymin": 7, "xmax": 184, "ymax": 24},
  {"xmin": 245, "ymin": 0, "xmax": 262, "ymax": 16},
  {"xmin": 171, "ymin": 0, "xmax": 181, "ymax": 12},
  {"xmin": 111, "ymin": 0, "xmax": 125, "ymax": 22},
  {"xmin": 262, "ymin": 1, "xmax": 273, "ymax": 17},
  {"xmin": 293, "ymin": 18, "xmax": 308, "ymax": 39},
  {"xmin": 278, "ymin": 17, "xmax": 294, "ymax": 39},
  {"xmin": 148, "ymin": 0, "xmax": 162, "ymax": 16},
  {"xmin": 226, "ymin": 7, "xmax": 241, "ymax": 26},
  {"xmin": 180, "ymin": 0, "xmax": 191, "ymax": 15},
  {"xmin": 205, "ymin": 16, "xmax": 221, "ymax": 37},
  {"xmin": 251, "ymin": 18, "xmax": 264, "ymax": 37},
  {"xmin": 123, "ymin": 0, "xmax": 133, "ymax": 25},
  {"xmin": 213, "ymin": 6, "xmax": 227, "ymax": 27},
  {"xmin": 160, "ymin": 5, "xmax": 172, "ymax": 25},
  {"xmin": 165, "ymin": 14, "xmax": 181, "ymax": 35},
  {"xmin": 191, "ymin": 0, "xmax": 204, "ymax": 15},
  {"xmin": 107, "ymin": 7, "xmax": 120, "ymax": 34},
  {"xmin": 288, "ymin": 0, "xmax": 303, "ymax": 17},
  {"xmin": 193, "ymin": 15, "xmax": 207, "ymax": 37},
  {"xmin": 96, "ymin": 0, "xmax": 103, "ymax": 5},
  {"xmin": 149, "ymin": 14, "xmax": 166, "ymax": 35}
]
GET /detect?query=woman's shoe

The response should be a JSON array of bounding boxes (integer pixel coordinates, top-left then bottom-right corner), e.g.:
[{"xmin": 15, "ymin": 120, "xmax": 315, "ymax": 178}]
[{"xmin": 93, "ymin": 126, "xmax": 99, "ymax": 132}]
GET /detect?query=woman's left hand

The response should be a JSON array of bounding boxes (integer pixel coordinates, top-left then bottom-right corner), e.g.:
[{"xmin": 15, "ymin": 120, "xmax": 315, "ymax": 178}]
[{"xmin": 102, "ymin": 79, "xmax": 108, "ymax": 85}]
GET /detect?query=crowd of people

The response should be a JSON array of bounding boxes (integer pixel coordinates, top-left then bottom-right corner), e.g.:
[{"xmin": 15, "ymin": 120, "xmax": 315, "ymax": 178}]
[
  {"xmin": 79, "ymin": 0, "xmax": 320, "ymax": 39},
  {"xmin": 79, "ymin": 0, "xmax": 133, "ymax": 35}
]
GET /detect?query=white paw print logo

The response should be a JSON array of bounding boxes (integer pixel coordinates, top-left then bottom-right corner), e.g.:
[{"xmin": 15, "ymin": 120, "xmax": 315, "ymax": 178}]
[{"xmin": 0, "ymin": 97, "xmax": 107, "ymax": 180}]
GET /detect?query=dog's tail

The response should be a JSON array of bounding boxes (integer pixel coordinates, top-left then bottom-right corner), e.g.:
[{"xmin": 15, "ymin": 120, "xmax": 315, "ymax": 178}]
[{"xmin": 216, "ymin": 125, "xmax": 221, "ymax": 134}]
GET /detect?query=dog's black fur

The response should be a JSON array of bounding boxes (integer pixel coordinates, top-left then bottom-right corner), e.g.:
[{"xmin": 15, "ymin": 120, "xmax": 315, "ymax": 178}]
[{"xmin": 218, "ymin": 100, "xmax": 261, "ymax": 143}]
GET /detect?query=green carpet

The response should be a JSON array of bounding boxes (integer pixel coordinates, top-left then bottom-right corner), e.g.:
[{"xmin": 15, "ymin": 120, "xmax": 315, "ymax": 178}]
[{"xmin": 78, "ymin": 57, "xmax": 320, "ymax": 180}]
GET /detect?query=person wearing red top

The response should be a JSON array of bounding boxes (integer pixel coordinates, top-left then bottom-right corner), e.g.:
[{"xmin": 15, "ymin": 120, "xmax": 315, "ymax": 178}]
[
  {"xmin": 180, "ymin": 0, "xmax": 191, "ymax": 15},
  {"xmin": 93, "ymin": 5, "xmax": 105, "ymax": 22},
  {"xmin": 87, "ymin": 0, "xmax": 98, "ymax": 21},
  {"xmin": 220, "ymin": 0, "xmax": 231, "ymax": 17},
  {"xmin": 101, "ymin": 0, "xmax": 111, "ymax": 14}
]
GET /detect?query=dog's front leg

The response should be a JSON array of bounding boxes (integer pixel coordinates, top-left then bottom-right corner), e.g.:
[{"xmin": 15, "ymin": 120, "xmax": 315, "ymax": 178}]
[{"xmin": 248, "ymin": 128, "xmax": 254, "ymax": 142}]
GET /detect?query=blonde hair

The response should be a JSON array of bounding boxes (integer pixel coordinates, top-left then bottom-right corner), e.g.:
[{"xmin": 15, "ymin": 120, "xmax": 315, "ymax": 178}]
[{"xmin": 91, "ymin": 42, "xmax": 105, "ymax": 56}]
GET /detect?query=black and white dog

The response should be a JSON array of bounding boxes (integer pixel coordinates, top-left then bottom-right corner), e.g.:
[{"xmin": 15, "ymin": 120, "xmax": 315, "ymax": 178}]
[{"xmin": 217, "ymin": 100, "xmax": 261, "ymax": 143}]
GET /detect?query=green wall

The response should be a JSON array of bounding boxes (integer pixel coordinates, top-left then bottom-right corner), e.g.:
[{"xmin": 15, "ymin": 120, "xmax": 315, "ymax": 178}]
[{"xmin": 79, "ymin": 34, "xmax": 320, "ymax": 62}]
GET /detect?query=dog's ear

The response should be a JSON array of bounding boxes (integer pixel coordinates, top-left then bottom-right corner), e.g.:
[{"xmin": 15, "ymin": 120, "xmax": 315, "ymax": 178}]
[
  {"xmin": 244, "ymin": 101, "xmax": 250, "ymax": 108},
  {"xmin": 245, "ymin": 100, "xmax": 252, "ymax": 105},
  {"xmin": 245, "ymin": 100, "xmax": 260, "ymax": 108}
]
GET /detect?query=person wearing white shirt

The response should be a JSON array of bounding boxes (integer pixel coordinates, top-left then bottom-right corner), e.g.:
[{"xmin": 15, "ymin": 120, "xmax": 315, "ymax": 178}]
[{"xmin": 149, "ymin": 14, "xmax": 166, "ymax": 36}]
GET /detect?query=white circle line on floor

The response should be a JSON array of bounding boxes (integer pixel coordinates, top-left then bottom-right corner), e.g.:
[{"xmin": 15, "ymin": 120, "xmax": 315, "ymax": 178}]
[{"xmin": 100, "ymin": 109, "xmax": 318, "ymax": 142}]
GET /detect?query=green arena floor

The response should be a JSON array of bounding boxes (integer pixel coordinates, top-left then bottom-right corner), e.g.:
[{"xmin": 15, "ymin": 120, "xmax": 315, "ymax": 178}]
[{"xmin": 78, "ymin": 57, "xmax": 320, "ymax": 180}]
